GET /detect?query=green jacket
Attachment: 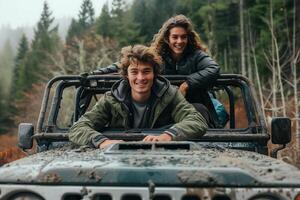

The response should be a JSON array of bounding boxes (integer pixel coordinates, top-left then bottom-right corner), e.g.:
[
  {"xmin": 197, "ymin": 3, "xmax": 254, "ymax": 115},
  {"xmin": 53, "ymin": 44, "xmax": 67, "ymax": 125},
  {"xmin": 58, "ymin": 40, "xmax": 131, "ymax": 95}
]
[{"xmin": 69, "ymin": 76, "xmax": 207, "ymax": 147}]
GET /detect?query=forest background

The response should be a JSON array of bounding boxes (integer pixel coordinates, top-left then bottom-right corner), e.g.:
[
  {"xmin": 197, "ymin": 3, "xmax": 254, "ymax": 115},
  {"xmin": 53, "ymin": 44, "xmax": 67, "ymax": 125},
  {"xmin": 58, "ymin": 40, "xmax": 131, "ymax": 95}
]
[{"xmin": 0, "ymin": 0, "xmax": 299, "ymax": 165}]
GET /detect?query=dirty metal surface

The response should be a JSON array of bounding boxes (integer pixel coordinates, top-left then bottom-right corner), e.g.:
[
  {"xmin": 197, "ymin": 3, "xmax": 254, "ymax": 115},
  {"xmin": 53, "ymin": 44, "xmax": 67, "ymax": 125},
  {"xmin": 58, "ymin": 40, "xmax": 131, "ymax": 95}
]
[
  {"xmin": 0, "ymin": 142, "xmax": 300, "ymax": 187},
  {"xmin": 1, "ymin": 185, "xmax": 300, "ymax": 200}
]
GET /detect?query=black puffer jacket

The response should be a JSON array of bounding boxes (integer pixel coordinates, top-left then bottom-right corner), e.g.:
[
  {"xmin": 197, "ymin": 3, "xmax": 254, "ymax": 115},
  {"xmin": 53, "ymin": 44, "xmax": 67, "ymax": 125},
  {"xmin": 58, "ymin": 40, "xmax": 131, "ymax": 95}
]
[
  {"xmin": 163, "ymin": 50, "xmax": 220, "ymax": 91},
  {"xmin": 163, "ymin": 50, "xmax": 220, "ymax": 127}
]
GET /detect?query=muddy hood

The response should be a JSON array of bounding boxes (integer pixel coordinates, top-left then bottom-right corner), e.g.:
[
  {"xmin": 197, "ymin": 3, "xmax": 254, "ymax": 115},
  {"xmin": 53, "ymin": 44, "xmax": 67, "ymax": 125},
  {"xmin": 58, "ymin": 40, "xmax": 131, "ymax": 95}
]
[{"xmin": 1, "ymin": 143, "xmax": 300, "ymax": 187}]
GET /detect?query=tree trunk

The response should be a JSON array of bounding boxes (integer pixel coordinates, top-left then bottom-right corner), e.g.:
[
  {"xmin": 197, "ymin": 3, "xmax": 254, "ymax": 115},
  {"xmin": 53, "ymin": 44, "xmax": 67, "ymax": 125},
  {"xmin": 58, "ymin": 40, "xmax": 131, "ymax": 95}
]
[
  {"xmin": 240, "ymin": 0, "xmax": 246, "ymax": 76},
  {"xmin": 270, "ymin": 0, "xmax": 277, "ymax": 117},
  {"xmin": 292, "ymin": 0, "xmax": 299, "ymax": 148}
]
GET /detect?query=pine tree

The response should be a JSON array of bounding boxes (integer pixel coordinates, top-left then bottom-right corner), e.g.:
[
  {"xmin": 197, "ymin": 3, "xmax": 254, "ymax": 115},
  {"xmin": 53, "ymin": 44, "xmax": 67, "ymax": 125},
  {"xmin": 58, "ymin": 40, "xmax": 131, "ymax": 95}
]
[
  {"xmin": 66, "ymin": 0, "xmax": 95, "ymax": 41},
  {"xmin": 96, "ymin": 2, "xmax": 113, "ymax": 38},
  {"xmin": 11, "ymin": 34, "xmax": 29, "ymax": 99},
  {"xmin": 0, "ymin": 40, "xmax": 14, "ymax": 96},
  {"xmin": 0, "ymin": 40, "xmax": 14, "ymax": 133},
  {"xmin": 32, "ymin": 1, "xmax": 58, "ymax": 52},
  {"xmin": 27, "ymin": 1, "xmax": 60, "ymax": 84},
  {"xmin": 66, "ymin": 19, "xmax": 81, "ymax": 41},
  {"xmin": 78, "ymin": 0, "xmax": 95, "ymax": 27}
]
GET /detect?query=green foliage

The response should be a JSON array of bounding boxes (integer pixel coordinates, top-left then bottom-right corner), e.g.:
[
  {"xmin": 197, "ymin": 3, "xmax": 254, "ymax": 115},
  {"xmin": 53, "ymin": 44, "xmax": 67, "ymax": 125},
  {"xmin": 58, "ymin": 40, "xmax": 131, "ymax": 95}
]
[
  {"xmin": 26, "ymin": 1, "xmax": 60, "ymax": 84},
  {"xmin": 78, "ymin": 0, "xmax": 95, "ymax": 26},
  {"xmin": 96, "ymin": 3, "xmax": 113, "ymax": 38},
  {"xmin": 66, "ymin": 0, "xmax": 95, "ymax": 41},
  {"xmin": 0, "ymin": 40, "xmax": 14, "ymax": 96},
  {"xmin": 95, "ymin": 0, "xmax": 143, "ymax": 46},
  {"xmin": 0, "ymin": 40, "xmax": 14, "ymax": 133},
  {"xmin": 131, "ymin": 0, "xmax": 178, "ymax": 43},
  {"xmin": 11, "ymin": 34, "xmax": 29, "ymax": 99}
]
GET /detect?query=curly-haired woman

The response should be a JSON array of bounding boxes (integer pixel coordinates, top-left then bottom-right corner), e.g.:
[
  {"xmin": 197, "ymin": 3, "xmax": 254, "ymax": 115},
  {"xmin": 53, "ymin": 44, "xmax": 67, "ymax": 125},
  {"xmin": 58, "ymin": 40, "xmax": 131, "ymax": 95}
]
[{"xmin": 150, "ymin": 15, "xmax": 221, "ymax": 127}]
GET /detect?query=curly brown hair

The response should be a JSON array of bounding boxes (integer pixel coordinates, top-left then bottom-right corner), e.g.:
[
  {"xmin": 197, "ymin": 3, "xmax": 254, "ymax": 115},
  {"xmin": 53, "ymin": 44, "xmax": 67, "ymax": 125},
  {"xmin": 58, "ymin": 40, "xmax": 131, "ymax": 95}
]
[
  {"xmin": 119, "ymin": 45, "xmax": 162, "ymax": 76},
  {"xmin": 151, "ymin": 14, "xmax": 206, "ymax": 58}
]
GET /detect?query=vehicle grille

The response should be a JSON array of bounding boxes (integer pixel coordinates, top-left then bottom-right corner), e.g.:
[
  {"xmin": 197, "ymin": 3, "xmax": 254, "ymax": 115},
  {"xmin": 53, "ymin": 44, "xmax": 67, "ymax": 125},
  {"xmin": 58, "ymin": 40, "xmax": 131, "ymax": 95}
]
[{"xmin": 1, "ymin": 185, "xmax": 299, "ymax": 200}]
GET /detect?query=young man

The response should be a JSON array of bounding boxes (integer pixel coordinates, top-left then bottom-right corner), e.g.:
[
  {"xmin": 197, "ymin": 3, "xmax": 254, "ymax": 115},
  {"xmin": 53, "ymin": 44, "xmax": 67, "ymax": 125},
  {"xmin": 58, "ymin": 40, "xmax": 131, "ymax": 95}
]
[{"xmin": 69, "ymin": 45, "xmax": 207, "ymax": 149}]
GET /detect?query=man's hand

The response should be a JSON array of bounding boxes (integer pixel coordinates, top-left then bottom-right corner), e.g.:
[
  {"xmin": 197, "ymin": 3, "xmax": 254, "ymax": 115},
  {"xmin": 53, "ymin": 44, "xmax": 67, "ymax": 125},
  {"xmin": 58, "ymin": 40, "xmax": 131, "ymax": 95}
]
[
  {"xmin": 142, "ymin": 133, "xmax": 172, "ymax": 142},
  {"xmin": 179, "ymin": 81, "xmax": 189, "ymax": 97},
  {"xmin": 99, "ymin": 139, "xmax": 123, "ymax": 149}
]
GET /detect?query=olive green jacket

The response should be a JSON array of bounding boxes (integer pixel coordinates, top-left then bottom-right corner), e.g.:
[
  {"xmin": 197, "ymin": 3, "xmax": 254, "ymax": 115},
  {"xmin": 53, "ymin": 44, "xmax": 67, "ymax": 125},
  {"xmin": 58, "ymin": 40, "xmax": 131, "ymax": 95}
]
[{"xmin": 69, "ymin": 76, "xmax": 207, "ymax": 147}]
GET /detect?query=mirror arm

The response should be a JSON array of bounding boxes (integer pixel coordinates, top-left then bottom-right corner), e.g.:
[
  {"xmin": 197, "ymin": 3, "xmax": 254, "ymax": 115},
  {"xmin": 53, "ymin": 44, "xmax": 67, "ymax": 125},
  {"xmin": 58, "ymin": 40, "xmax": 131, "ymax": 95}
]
[{"xmin": 270, "ymin": 144, "xmax": 286, "ymax": 158}]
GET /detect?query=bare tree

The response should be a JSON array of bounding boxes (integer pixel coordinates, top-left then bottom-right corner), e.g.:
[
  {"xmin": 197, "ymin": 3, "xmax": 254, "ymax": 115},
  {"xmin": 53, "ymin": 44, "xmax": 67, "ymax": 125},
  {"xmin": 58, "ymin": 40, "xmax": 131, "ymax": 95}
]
[
  {"xmin": 292, "ymin": 0, "xmax": 300, "ymax": 148},
  {"xmin": 240, "ymin": 0, "xmax": 246, "ymax": 76}
]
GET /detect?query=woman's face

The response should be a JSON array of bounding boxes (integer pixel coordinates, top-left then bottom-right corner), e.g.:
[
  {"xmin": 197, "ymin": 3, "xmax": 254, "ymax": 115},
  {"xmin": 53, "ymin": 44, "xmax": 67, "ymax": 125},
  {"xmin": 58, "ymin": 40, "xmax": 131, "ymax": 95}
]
[{"xmin": 168, "ymin": 27, "xmax": 188, "ymax": 59}]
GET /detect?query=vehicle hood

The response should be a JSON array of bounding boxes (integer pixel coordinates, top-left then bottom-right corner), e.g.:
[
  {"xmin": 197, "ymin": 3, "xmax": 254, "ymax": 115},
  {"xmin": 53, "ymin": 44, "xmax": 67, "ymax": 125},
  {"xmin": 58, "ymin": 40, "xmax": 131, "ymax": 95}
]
[{"xmin": 1, "ymin": 142, "xmax": 299, "ymax": 187}]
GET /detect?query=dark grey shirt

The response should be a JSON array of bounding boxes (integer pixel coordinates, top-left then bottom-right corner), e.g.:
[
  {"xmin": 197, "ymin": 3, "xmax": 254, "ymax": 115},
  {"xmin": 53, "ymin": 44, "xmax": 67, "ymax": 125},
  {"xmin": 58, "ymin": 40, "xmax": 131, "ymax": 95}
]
[{"xmin": 131, "ymin": 100, "xmax": 148, "ymax": 128}]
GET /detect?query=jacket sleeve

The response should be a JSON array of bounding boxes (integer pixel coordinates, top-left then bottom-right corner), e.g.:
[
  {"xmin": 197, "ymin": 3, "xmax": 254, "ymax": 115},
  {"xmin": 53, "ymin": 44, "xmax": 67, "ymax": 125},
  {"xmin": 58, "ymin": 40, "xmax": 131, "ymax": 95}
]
[
  {"xmin": 93, "ymin": 63, "xmax": 119, "ymax": 74},
  {"xmin": 169, "ymin": 90, "xmax": 208, "ymax": 140},
  {"xmin": 186, "ymin": 51, "xmax": 220, "ymax": 91},
  {"xmin": 68, "ymin": 93, "xmax": 112, "ymax": 147}
]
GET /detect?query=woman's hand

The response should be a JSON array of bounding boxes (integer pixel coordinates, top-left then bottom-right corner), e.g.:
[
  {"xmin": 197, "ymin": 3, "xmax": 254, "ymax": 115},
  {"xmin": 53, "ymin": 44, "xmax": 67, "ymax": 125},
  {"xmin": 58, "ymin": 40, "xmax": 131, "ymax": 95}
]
[{"xmin": 179, "ymin": 81, "xmax": 189, "ymax": 96}]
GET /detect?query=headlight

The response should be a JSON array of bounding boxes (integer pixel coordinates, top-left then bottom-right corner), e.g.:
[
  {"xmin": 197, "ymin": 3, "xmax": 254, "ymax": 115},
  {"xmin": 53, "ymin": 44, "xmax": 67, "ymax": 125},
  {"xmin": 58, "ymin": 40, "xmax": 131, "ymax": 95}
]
[{"xmin": 8, "ymin": 192, "xmax": 44, "ymax": 200}]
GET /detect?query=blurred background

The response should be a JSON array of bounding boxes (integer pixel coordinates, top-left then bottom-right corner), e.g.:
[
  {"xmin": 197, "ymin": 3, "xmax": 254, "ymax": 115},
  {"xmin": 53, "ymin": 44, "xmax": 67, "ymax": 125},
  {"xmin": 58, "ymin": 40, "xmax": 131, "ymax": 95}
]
[{"xmin": 0, "ymin": 0, "xmax": 299, "ymax": 166}]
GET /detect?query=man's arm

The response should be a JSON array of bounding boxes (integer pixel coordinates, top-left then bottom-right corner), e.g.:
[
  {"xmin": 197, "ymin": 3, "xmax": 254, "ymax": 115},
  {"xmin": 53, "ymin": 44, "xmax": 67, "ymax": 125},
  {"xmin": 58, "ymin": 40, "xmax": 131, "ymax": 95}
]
[
  {"xmin": 68, "ymin": 93, "xmax": 113, "ymax": 147},
  {"xmin": 93, "ymin": 63, "xmax": 119, "ymax": 74},
  {"xmin": 169, "ymin": 90, "xmax": 208, "ymax": 140}
]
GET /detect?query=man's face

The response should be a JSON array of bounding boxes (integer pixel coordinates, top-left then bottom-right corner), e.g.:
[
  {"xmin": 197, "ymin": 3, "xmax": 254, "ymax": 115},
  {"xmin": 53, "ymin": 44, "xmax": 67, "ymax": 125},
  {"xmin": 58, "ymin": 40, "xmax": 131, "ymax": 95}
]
[
  {"xmin": 127, "ymin": 61, "xmax": 154, "ymax": 101},
  {"xmin": 168, "ymin": 27, "xmax": 188, "ymax": 59}
]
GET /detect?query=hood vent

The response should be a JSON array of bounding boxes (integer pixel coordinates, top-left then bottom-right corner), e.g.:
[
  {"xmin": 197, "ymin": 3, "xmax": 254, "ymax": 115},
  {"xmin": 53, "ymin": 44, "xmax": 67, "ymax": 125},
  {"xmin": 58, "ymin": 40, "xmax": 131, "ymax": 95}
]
[{"xmin": 107, "ymin": 142, "xmax": 193, "ymax": 152}]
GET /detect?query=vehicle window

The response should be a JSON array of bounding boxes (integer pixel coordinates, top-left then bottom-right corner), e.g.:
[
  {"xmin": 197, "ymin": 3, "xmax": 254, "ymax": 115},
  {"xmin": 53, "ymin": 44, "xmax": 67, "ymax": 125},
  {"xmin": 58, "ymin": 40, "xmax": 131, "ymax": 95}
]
[
  {"xmin": 56, "ymin": 86, "xmax": 76, "ymax": 128},
  {"xmin": 212, "ymin": 85, "xmax": 248, "ymax": 129}
]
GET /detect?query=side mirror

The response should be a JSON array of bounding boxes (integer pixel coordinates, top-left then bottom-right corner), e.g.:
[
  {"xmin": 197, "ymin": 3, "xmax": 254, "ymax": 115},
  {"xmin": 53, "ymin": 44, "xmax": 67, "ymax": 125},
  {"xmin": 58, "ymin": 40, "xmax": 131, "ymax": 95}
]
[
  {"xmin": 18, "ymin": 123, "xmax": 34, "ymax": 150},
  {"xmin": 271, "ymin": 117, "xmax": 291, "ymax": 145}
]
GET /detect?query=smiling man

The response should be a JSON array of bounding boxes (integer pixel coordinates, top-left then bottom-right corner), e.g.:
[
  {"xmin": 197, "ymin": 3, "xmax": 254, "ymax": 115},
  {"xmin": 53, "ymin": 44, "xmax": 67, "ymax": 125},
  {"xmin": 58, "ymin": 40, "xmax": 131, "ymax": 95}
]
[{"xmin": 69, "ymin": 45, "xmax": 207, "ymax": 149}]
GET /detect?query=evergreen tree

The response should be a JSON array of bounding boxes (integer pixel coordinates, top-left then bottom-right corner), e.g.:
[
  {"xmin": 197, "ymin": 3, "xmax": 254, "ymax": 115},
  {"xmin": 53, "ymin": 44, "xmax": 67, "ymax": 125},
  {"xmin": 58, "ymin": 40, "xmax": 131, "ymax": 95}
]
[
  {"xmin": 32, "ymin": 1, "xmax": 58, "ymax": 52},
  {"xmin": 0, "ymin": 87, "xmax": 11, "ymax": 133},
  {"xmin": 11, "ymin": 34, "xmax": 29, "ymax": 99},
  {"xmin": 0, "ymin": 40, "xmax": 14, "ymax": 133},
  {"xmin": 66, "ymin": 19, "xmax": 81, "ymax": 41},
  {"xmin": 96, "ymin": 0, "xmax": 142, "ymax": 46},
  {"xmin": 78, "ymin": 0, "xmax": 95, "ymax": 26},
  {"xmin": 131, "ymin": 0, "xmax": 178, "ymax": 43},
  {"xmin": 66, "ymin": 0, "xmax": 95, "ymax": 41},
  {"xmin": 27, "ymin": 1, "xmax": 60, "ymax": 84},
  {"xmin": 96, "ymin": 2, "xmax": 113, "ymax": 38},
  {"xmin": 0, "ymin": 40, "xmax": 14, "ymax": 96}
]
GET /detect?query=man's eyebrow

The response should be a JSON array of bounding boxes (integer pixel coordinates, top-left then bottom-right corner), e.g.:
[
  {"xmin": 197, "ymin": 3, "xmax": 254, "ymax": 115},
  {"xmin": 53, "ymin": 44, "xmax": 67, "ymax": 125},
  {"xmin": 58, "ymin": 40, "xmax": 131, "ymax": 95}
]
[{"xmin": 128, "ymin": 66, "xmax": 138, "ymax": 70}]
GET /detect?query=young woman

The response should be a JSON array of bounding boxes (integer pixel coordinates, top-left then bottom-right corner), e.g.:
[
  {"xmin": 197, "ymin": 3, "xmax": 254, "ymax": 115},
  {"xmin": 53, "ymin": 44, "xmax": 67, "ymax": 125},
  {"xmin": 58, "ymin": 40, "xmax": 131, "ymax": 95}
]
[{"xmin": 150, "ymin": 14, "xmax": 221, "ymax": 127}]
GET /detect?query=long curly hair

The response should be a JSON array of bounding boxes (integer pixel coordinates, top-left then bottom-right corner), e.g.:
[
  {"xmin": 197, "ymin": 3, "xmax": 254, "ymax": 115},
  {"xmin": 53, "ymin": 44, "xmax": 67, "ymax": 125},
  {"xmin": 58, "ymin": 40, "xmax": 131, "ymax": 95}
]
[
  {"xmin": 119, "ymin": 45, "xmax": 162, "ymax": 77},
  {"xmin": 151, "ymin": 15, "xmax": 206, "ymax": 58}
]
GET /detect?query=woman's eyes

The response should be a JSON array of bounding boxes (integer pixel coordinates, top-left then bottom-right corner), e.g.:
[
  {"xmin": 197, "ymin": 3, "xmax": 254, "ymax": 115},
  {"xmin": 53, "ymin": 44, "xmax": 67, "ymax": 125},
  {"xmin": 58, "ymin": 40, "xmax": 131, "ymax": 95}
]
[{"xmin": 172, "ymin": 35, "xmax": 187, "ymax": 40}]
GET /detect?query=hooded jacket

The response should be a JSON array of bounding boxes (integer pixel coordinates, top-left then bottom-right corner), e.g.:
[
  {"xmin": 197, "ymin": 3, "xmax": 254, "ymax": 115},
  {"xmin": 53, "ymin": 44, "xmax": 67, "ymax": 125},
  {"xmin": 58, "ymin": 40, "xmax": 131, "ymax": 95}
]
[{"xmin": 68, "ymin": 76, "xmax": 207, "ymax": 148}]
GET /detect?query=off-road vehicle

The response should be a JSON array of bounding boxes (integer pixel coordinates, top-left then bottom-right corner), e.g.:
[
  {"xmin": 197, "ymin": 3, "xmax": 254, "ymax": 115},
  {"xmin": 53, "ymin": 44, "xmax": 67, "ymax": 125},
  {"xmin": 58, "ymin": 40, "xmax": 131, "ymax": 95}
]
[{"xmin": 0, "ymin": 74, "xmax": 299, "ymax": 200}]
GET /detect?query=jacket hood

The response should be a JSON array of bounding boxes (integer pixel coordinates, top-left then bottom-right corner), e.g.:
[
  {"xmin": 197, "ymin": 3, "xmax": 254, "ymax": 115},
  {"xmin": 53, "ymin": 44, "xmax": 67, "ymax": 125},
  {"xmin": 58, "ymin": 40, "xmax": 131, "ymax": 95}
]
[
  {"xmin": 110, "ymin": 76, "xmax": 171, "ymax": 102},
  {"xmin": 1, "ymin": 142, "xmax": 300, "ymax": 187}
]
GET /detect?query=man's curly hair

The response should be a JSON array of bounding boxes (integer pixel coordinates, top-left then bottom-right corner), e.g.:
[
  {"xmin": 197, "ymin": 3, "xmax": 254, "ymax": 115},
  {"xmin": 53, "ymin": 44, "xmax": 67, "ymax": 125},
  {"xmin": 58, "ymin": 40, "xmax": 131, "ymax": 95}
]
[
  {"xmin": 151, "ymin": 15, "xmax": 206, "ymax": 58},
  {"xmin": 119, "ymin": 45, "xmax": 162, "ymax": 76}
]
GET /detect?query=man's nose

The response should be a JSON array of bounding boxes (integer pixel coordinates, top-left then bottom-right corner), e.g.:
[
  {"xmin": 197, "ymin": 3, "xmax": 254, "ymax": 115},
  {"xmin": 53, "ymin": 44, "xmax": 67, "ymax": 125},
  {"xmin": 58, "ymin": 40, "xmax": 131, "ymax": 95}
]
[{"xmin": 137, "ymin": 72, "xmax": 145, "ymax": 79}]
